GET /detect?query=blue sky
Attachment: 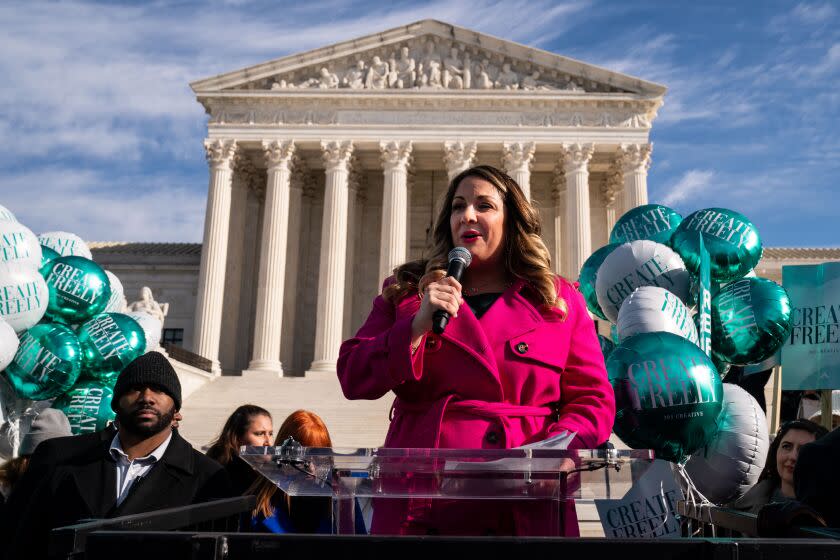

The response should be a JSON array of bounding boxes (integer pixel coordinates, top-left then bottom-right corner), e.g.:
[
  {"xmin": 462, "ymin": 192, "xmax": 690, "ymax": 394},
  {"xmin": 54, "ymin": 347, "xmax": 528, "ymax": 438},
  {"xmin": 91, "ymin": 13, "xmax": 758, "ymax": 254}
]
[{"xmin": 1, "ymin": 0, "xmax": 837, "ymax": 247}]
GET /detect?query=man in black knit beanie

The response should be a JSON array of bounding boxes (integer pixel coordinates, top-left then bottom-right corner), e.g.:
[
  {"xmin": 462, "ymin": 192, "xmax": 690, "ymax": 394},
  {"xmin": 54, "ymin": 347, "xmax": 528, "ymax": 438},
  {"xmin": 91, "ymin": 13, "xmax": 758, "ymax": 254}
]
[{"xmin": 2, "ymin": 352, "xmax": 232, "ymax": 560}]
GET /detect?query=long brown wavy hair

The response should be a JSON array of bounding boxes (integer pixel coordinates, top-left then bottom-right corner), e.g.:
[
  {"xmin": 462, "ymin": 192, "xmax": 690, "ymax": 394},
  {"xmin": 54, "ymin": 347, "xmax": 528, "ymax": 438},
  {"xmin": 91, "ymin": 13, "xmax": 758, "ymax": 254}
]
[
  {"xmin": 250, "ymin": 410, "xmax": 333, "ymax": 523},
  {"xmin": 383, "ymin": 164, "xmax": 567, "ymax": 317},
  {"xmin": 206, "ymin": 404, "xmax": 272, "ymax": 466}
]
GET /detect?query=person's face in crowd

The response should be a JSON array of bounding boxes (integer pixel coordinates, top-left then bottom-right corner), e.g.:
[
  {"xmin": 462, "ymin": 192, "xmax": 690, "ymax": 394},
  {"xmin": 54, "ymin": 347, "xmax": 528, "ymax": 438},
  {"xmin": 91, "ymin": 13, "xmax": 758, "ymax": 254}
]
[
  {"xmin": 776, "ymin": 428, "xmax": 816, "ymax": 487},
  {"xmin": 450, "ymin": 176, "xmax": 506, "ymax": 269},
  {"xmin": 241, "ymin": 414, "xmax": 274, "ymax": 446},
  {"xmin": 116, "ymin": 384, "xmax": 177, "ymax": 437}
]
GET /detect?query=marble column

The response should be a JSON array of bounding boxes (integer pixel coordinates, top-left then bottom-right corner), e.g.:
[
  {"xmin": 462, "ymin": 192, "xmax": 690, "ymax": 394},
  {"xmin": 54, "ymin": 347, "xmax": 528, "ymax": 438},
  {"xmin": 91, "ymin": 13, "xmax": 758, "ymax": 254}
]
[
  {"xmin": 443, "ymin": 141, "xmax": 477, "ymax": 181},
  {"xmin": 308, "ymin": 140, "xmax": 354, "ymax": 374},
  {"xmin": 343, "ymin": 158, "xmax": 363, "ymax": 339},
  {"xmin": 551, "ymin": 163, "xmax": 566, "ymax": 276},
  {"xmin": 603, "ymin": 167, "xmax": 622, "ymax": 240},
  {"xmin": 379, "ymin": 141, "xmax": 412, "ymax": 284},
  {"xmin": 502, "ymin": 142, "xmax": 536, "ymax": 200},
  {"xmin": 193, "ymin": 139, "xmax": 237, "ymax": 374},
  {"xmin": 619, "ymin": 143, "xmax": 652, "ymax": 210},
  {"xmin": 280, "ymin": 160, "xmax": 306, "ymax": 374},
  {"xmin": 245, "ymin": 140, "xmax": 295, "ymax": 377},
  {"xmin": 562, "ymin": 143, "xmax": 594, "ymax": 278}
]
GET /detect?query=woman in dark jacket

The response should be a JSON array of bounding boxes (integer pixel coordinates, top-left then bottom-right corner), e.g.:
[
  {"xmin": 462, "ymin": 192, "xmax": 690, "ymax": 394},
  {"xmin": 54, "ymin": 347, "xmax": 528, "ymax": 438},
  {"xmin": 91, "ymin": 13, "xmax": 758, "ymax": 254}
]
[
  {"xmin": 731, "ymin": 418, "xmax": 828, "ymax": 513},
  {"xmin": 206, "ymin": 405, "xmax": 273, "ymax": 496}
]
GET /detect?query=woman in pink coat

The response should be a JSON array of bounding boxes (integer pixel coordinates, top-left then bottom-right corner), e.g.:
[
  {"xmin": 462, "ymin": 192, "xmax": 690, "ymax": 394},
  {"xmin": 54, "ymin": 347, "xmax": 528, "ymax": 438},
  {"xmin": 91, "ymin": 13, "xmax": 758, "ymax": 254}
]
[{"xmin": 338, "ymin": 165, "xmax": 615, "ymax": 536}]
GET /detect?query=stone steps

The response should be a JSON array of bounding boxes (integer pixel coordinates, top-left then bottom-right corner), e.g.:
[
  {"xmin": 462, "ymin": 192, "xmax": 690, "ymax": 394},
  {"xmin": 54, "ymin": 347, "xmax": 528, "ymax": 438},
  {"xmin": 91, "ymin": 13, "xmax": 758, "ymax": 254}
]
[{"xmin": 178, "ymin": 373, "xmax": 393, "ymax": 450}]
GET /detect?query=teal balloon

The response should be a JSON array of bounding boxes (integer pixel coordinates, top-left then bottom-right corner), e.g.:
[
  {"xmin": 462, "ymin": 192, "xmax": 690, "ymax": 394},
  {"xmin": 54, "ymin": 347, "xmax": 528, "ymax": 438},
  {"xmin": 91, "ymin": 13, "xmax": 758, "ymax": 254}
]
[
  {"xmin": 41, "ymin": 256, "xmax": 111, "ymax": 324},
  {"xmin": 669, "ymin": 208, "xmax": 762, "ymax": 284},
  {"xmin": 40, "ymin": 245, "xmax": 61, "ymax": 268},
  {"xmin": 711, "ymin": 277, "xmax": 792, "ymax": 365},
  {"xmin": 598, "ymin": 334, "xmax": 615, "ymax": 362},
  {"xmin": 52, "ymin": 379, "xmax": 115, "ymax": 434},
  {"xmin": 578, "ymin": 243, "xmax": 619, "ymax": 320},
  {"xmin": 610, "ymin": 204, "xmax": 683, "ymax": 245},
  {"xmin": 607, "ymin": 331, "xmax": 724, "ymax": 463},
  {"xmin": 711, "ymin": 352, "xmax": 731, "ymax": 378},
  {"xmin": 4, "ymin": 323, "xmax": 82, "ymax": 399},
  {"xmin": 77, "ymin": 313, "xmax": 146, "ymax": 379}
]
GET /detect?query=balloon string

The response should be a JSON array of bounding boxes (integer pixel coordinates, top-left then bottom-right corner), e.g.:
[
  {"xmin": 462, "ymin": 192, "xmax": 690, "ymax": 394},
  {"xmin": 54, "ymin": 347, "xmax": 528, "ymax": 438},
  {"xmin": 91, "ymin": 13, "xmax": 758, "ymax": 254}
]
[{"xmin": 672, "ymin": 461, "xmax": 714, "ymax": 536}]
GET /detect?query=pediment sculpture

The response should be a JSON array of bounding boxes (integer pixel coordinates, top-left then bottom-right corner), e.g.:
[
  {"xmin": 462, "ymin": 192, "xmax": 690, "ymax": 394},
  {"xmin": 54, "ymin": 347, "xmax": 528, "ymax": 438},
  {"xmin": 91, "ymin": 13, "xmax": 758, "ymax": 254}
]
[{"xmin": 256, "ymin": 37, "xmax": 614, "ymax": 93}]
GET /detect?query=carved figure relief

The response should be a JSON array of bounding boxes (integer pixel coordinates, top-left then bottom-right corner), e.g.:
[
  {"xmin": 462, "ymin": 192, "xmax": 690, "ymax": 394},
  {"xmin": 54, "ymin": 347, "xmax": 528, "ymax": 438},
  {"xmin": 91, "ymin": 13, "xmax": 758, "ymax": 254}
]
[
  {"xmin": 391, "ymin": 46, "xmax": 416, "ymax": 89},
  {"xmin": 475, "ymin": 59, "xmax": 495, "ymax": 89},
  {"xmin": 343, "ymin": 60, "xmax": 367, "ymax": 89},
  {"xmin": 494, "ymin": 63, "xmax": 519, "ymax": 90},
  {"xmin": 443, "ymin": 47, "xmax": 466, "ymax": 89},
  {"xmin": 366, "ymin": 56, "xmax": 389, "ymax": 89},
  {"xmin": 257, "ymin": 39, "xmax": 626, "ymax": 93}
]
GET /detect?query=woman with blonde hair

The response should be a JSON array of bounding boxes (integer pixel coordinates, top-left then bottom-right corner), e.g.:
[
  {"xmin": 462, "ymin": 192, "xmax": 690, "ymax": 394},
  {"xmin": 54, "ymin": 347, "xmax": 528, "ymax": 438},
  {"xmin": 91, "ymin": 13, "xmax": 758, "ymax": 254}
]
[{"xmin": 338, "ymin": 165, "xmax": 615, "ymax": 536}]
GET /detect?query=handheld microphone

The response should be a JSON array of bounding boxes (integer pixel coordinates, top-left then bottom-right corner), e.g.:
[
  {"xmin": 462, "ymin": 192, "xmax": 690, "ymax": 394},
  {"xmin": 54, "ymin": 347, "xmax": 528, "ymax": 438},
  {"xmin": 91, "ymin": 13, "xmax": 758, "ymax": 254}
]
[{"xmin": 432, "ymin": 247, "xmax": 472, "ymax": 334}]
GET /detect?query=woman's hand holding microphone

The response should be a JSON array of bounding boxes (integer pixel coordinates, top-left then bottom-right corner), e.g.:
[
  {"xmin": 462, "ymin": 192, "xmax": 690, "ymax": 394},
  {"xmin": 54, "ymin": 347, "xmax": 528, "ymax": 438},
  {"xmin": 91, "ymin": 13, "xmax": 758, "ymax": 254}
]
[{"xmin": 410, "ymin": 277, "xmax": 463, "ymax": 350}]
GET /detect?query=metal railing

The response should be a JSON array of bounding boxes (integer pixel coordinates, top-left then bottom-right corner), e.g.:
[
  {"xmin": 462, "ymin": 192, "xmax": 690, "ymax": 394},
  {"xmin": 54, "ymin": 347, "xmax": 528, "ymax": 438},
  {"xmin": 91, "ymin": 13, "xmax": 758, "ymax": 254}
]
[
  {"xmin": 164, "ymin": 343, "xmax": 213, "ymax": 373},
  {"xmin": 677, "ymin": 501, "xmax": 838, "ymax": 539},
  {"xmin": 49, "ymin": 496, "xmax": 254, "ymax": 559},
  {"xmin": 678, "ymin": 501, "xmax": 760, "ymax": 537}
]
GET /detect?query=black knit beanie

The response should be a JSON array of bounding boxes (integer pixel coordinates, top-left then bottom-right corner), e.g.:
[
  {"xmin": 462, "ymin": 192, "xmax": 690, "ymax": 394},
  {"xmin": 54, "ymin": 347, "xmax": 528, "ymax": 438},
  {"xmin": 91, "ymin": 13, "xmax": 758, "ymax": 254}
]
[{"xmin": 111, "ymin": 351, "xmax": 182, "ymax": 411}]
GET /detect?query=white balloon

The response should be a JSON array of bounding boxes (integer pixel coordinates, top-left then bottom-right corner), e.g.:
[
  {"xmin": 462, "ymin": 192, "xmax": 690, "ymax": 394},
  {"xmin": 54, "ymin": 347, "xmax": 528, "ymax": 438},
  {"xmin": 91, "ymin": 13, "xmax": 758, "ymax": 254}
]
[
  {"xmin": 0, "ymin": 221, "xmax": 42, "ymax": 270},
  {"xmin": 0, "ymin": 204, "xmax": 17, "ymax": 223},
  {"xmin": 0, "ymin": 263, "xmax": 49, "ymax": 332},
  {"xmin": 37, "ymin": 231, "xmax": 92, "ymax": 259},
  {"xmin": 595, "ymin": 240, "xmax": 691, "ymax": 323},
  {"xmin": 0, "ymin": 317, "xmax": 18, "ymax": 371},
  {"xmin": 685, "ymin": 384, "xmax": 769, "ymax": 504},
  {"xmin": 104, "ymin": 270, "xmax": 126, "ymax": 313},
  {"xmin": 126, "ymin": 311, "xmax": 162, "ymax": 352},
  {"xmin": 617, "ymin": 286, "xmax": 699, "ymax": 344}
]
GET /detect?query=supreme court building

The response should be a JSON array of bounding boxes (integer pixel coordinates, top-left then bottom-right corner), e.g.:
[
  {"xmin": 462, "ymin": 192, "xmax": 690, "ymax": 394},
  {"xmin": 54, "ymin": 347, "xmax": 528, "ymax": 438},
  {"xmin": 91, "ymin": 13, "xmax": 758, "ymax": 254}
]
[
  {"xmin": 93, "ymin": 20, "xmax": 835, "ymax": 383},
  {"xmin": 181, "ymin": 19, "xmax": 665, "ymax": 378}
]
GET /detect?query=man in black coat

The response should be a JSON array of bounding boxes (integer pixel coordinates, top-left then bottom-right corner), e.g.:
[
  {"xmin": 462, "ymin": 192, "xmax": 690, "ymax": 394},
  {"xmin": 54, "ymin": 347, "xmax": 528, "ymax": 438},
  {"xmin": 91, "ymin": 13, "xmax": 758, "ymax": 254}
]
[
  {"xmin": 795, "ymin": 426, "xmax": 840, "ymax": 528},
  {"xmin": 2, "ymin": 352, "xmax": 232, "ymax": 559}
]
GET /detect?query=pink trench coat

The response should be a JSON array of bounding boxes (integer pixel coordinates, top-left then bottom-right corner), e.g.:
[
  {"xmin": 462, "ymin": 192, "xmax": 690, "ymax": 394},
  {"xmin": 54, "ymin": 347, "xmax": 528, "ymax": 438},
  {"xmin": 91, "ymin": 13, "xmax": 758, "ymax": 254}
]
[{"xmin": 337, "ymin": 277, "xmax": 616, "ymax": 536}]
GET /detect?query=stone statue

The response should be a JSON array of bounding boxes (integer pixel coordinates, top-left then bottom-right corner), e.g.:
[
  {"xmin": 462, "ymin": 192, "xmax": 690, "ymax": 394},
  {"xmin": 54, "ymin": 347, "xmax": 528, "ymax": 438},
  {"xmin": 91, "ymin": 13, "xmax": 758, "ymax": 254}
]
[
  {"xmin": 391, "ymin": 46, "xmax": 416, "ymax": 89},
  {"xmin": 443, "ymin": 47, "xmax": 466, "ymax": 89},
  {"xmin": 317, "ymin": 67, "xmax": 339, "ymax": 89},
  {"xmin": 494, "ymin": 63, "xmax": 520, "ymax": 89},
  {"xmin": 521, "ymin": 71, "xmax": 538, "ymax": 90},
  {"xmin": 462, "ymin": 53, "xmax": 472, "ymax": 89},
  {"xmin": 271, "ymin": 78, "xmax": 295, "ymax": 90},
  {"xmin": 127, "ymin": 286, "xmax": 169, "ymax": 325},
  {"xmin": 365, "ymin": 56, "xmax": 390, "ymax": 89},
  {"xmin": 343, "ymin": 60, "xmax": 367, "ymax": 89},
  {"xmin": 562, "ymin": 77, "xmax": 585, "ymax": 92},
  {"xmin": 417, "ymin": 40, "xmax": 442, "ymax": 87},
  {"xmin": 475, "ymin": 59, "xmax": 494, "ymax": 89}
]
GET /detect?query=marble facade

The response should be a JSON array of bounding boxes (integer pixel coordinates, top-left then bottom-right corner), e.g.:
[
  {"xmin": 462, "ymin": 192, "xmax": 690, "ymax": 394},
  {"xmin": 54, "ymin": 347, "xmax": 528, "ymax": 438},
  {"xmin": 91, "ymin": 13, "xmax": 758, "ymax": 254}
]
[{"xmin": 188, "ymin": 19, "xmax": 666, "ymax": 377}]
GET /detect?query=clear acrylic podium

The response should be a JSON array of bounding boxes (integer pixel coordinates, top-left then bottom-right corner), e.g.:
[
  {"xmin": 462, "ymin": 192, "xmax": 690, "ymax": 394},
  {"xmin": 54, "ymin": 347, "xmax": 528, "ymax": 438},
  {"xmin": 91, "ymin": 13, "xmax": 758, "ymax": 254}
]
[{"xmin": 240, "ymin": 442, "xmax": 654, "ymax": 536}]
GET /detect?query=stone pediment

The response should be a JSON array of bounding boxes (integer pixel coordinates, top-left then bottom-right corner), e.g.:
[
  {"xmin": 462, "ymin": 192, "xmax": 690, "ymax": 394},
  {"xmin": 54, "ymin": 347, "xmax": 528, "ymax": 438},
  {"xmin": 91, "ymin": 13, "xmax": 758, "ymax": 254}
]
[{"xmin": 191, "ymin": 20, "xmax": 666, "ymax": 96}]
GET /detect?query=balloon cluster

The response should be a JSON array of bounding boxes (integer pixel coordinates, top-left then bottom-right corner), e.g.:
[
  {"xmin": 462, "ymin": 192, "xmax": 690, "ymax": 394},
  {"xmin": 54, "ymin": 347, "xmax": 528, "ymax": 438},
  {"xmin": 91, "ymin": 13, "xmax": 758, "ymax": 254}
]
[
  {"xmin": 0, "ymin": 204, "xmax": 163, "ymax": 456},
  {"xmin": 580, "ymin": 204, "xmax": 791, "ymax": 503}
]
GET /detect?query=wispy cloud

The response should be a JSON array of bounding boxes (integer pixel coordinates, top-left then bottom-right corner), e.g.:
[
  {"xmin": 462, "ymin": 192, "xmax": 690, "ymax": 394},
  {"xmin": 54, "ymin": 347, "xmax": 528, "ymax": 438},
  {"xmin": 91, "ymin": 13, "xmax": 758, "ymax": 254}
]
[
  {"xmin": 2, "ymin": 168, "xmax": 207, "ymax": 242},
  {"xmin": 660, "ymin": 170, "xmax": 715, "ymax": 207},
  {"xmin": 0, "ymin": 1, "xmax": 838, "ymax": 247}
]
